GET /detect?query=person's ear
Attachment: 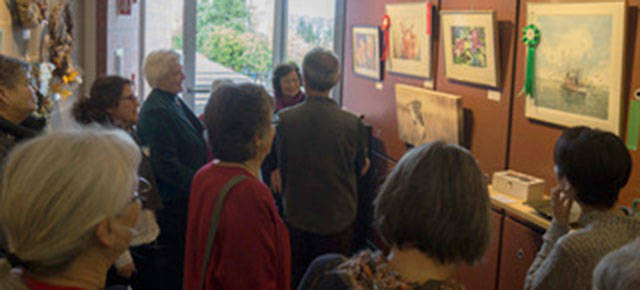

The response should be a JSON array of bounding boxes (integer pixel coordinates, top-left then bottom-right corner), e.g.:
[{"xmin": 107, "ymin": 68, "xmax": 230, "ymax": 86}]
[{"xmin": 95, "ymin": 218, "xmax": 117, "ymax": 248}]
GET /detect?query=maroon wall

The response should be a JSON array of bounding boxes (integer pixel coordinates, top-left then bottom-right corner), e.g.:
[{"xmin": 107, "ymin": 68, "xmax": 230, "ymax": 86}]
[{"xmin": 343, "ymin": 0, "xmax": 640, "ymax": 206}]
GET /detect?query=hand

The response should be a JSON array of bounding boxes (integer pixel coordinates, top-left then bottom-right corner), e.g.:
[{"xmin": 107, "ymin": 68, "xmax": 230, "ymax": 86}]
[
  {"xmin": 116, "ymin": 262, "xmax": 136, "ymax": 278},
  {"xmin": 360, "ymin": 157, "xmax": 371, "ymax": 176},
  {"xmin": 271, "ymin": 169, "xmax": 282, "ymax": 194},
  {"xmin": 551, "ymin": 185, "xmax": 573, "ymax": 228}
]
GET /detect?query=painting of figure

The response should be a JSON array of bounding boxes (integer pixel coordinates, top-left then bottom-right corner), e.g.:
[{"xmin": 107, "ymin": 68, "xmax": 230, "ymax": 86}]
[
  {"xmin": 354, "ymin": 34, "xmax": 376, "ymax": 70},
  {"xmin": 392, "ymin": 21, "xmax": 421, "ymax": 61},
  {"xmin": 352, "ymin": 26, "xmax": 382, "ymax": 80},
  {"xmin": 386, "ymin": 2, "xmax": 432, "ymax": 78},
  {"xmin": 525, "ymin": 1, "xmax": 625, "ymax": 135},
  {"xmin": 395, "ymin": 84, "xmax": 462, "ymax": 146}
]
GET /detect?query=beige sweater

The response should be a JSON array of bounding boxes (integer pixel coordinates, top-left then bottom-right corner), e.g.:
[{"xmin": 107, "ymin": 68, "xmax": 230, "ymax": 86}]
[{"xmin": 525, "ymin": 210, "xmax": 640, "ymax": 290}]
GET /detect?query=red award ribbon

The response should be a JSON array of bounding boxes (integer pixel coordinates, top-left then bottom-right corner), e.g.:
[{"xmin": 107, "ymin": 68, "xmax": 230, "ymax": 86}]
[{"xmin": 381, "ymin": 15, "xmax": 391, "ymax": 61}]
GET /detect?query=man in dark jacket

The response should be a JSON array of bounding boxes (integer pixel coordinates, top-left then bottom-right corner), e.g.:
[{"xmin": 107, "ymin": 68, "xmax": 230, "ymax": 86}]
[
  {"xmin": 275, "ymin": 47, "xmax": 370, "ymax": 287},
  {"xmin": 0, "ymin": 55, "xmax": 37, "ymax": 165},
  {"xmin": 137, "ymin": 49, "xmax": 207, "ymax": 290}
]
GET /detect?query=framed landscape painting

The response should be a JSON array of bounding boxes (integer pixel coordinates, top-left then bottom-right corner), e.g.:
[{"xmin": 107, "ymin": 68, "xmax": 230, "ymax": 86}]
[
  {"xmin": 395, "ymin": 84, "xmax": 463, "ymax": 146},
  {"xmin": 386, "ymin": 2, "xmax": 432, "ymax": 79},
  {"xmin": 352, "ymin": 25, "xmax": 382, "ymax": 80},
  {"xmin": 441, "ymin": 10, "xmax": 500, "ymax": 87},
  {"xmin": 525, "ymin": 1, "xmax": 626, "ymax": 135}
]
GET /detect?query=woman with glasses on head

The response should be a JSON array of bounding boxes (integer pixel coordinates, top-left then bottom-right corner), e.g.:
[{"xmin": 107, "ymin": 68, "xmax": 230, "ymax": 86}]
[
  {"xmin": 72, "ymin": 75, "xmax": 163, "ymax": 289},
  {"xmin": 0, "ymin": 129, "xmax": 142, "ymax": 290}
]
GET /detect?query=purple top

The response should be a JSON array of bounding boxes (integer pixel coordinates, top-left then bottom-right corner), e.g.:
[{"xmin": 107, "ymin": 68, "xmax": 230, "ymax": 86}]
[{"xmin": 275, "ymin": 91, "xmax": 305, "ymax": 111}]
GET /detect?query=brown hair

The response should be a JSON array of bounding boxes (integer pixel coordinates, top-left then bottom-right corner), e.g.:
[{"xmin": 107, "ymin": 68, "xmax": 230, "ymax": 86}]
[
  {"xmin": 203, "ymin": 83, "xmax": 273, "ymax": 162},
  {"xmin": 72, "ymin": 75, "xmax": 132, "ymax": 125},
  {"xmin": 272, "ymin": 62, "xmax": 301, "ymax": 97},
  {"xmin": 374, "ymin": 141, "xmax": 490, "ymax": 264}
]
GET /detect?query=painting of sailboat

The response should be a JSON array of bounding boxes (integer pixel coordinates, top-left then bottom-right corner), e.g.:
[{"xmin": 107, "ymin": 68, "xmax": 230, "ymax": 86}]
[{"xmin": 525, "ymin": 1, "xmax": 626, "ymax": 134}]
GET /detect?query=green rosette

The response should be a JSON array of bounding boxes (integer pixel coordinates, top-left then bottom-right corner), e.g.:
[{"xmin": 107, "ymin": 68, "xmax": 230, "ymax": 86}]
[{"xmin": 520, "ymin": 24, "xmax": 540, "ymax": 97}]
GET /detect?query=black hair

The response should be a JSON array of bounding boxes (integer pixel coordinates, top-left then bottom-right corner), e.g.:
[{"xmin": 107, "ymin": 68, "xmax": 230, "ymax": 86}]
[{"xmin": 554, "ymin": 126, "xmax": 631, "ymax": 208}]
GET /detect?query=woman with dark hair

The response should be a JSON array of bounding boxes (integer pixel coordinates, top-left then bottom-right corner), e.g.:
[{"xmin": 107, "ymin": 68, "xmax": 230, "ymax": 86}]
[
  {"xmin": 525, "ymin": 126, "xmax": 640, "ymax": 290},
  {"xmin": 183, "ymin": 83, "xmax": 290, "ymax": 290},
  {"xmin": 298, "ymin": 141, "xmax": 489, "ymax": 290},
  {"xmin": 272, "ymin": 62, "xmax": 305, "ymax": 111},
  {"xmin": 72, "ymin": 75, "xmax": 163, "ymax": 289},
  {"xmin": 263, "ymin": 62, "xmax": 306, "ymax": 207}
]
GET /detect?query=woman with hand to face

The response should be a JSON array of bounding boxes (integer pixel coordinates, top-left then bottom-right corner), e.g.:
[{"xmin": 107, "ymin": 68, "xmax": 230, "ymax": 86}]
[{"xmin": 525, "ymin": 126, "xmax": 640, "ymax": 290}]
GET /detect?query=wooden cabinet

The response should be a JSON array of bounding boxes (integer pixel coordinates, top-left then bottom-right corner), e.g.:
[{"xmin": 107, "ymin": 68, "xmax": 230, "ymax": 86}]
[
  {"xmin": 454, "ymin": 209, "xmax": 504, "ymax": 290},
  {"xmin": 498, "ymin": 216, "xmax": 544, "ymax": 290}
]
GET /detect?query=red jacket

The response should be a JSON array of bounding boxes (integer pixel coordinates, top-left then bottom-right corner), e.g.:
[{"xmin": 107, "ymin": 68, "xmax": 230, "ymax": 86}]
[{"xmin": 183, "ymin": 163, "xmax": 291, "ymax": 290}]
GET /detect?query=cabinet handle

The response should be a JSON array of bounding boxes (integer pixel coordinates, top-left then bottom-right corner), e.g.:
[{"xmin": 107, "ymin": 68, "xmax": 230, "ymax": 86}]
[{"xmin": 516, "ymin": 249, "xmax": 525, "ymax": 260}]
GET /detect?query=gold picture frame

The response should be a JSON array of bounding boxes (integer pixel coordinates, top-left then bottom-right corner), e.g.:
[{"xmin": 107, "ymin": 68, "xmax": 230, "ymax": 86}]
[
  {"xmin": 386, "ymin": 1, "xmax": 433, "ymax": 79},
  {"xmin": 441, "ymin": 10, "xmax": 500, "ymax": 87},
  {"xmin": 525, "ymin": 1, "xmax": 626, "ymax": 135}
]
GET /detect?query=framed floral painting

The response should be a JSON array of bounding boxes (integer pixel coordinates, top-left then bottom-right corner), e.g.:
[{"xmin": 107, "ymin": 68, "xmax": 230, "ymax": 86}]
[
  {"xmin": 386, "ymin": 2, "xmax": 433, "ymax": 79},
  {"xmin": 352, "ymin": 25, "xmax": 382, "ymax": 81},
  {"xmin": 441, "ymin": 10, "xmax": 500, "ymax": 87}
]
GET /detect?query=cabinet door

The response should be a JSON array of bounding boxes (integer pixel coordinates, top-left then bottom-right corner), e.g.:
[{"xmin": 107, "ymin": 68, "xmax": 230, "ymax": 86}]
[
  {"xmin": 453, "ymin": 210, "xmax": 503, "ymax": 290},
  {"xmin": 498, "ymin": 216, "xmax": 544, "ymax": 290}
]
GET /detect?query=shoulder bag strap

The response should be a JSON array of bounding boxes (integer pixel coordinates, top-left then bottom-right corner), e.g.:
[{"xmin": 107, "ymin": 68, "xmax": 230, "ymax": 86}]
[{"xmin": 199, "ymin": 174, "xmax": 248, "ymax": 290}]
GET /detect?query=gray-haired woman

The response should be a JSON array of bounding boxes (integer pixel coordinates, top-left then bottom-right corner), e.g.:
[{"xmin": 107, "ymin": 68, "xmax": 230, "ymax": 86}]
[{"xmin": 0, "ymin": 129, "xmax": 141, "ymax": 289}]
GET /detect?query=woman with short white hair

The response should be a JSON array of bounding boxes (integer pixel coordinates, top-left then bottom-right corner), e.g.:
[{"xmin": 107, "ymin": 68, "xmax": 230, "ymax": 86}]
[
  {"xmin": 593, "ymin": 237, "xmax": 640, "ymax": 290},
  {"xmin": 0, "ymin": 129, "xmax": 142, "ymax": 289},
  {"xmin": 137, "ymin": 49, "xmax": 208, "ymax": 289}
]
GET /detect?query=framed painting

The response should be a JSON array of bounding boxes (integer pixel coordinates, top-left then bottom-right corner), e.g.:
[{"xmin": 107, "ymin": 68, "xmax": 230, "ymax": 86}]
[
  {"xmin": 352, "ymin": 25, "xmax": 382, "ymax": 81},
  {"xmin": 386, "ymin": 2, "xmax": 432, "ymax": 79},
  {"xmin": 441, "ymin": 10, "xmax": 500, "ymax": 87},
  {"xmin": 525, "ymin": 1, "xmax": 626, "ymax": 135},
  {"xmin": 395, "ymin": 84, "xmax": 463, "ymax": 146}
]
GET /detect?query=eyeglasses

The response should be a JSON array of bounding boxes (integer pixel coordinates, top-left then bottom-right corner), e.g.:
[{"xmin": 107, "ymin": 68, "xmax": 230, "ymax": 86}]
[{"xmin": 132, "ymin": 177, "xmax": 151, "ymax": 203}]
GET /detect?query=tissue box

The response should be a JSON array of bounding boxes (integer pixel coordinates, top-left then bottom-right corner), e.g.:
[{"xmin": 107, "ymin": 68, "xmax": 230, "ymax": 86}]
[{"xmin": 492, "ymin": 170, "xmax": 545, "ymax": 202}]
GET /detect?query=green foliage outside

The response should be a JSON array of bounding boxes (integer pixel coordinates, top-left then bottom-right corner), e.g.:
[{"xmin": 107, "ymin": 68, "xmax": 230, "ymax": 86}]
[
  {"xmin": 171, "ymin": 0, "xmax": 273, "ymax": 82},
  {"xmin": 171, "ymin": 0, "xmax": 334, "ymax": 83},
  {"xmin": 296, "ymin": 17, "xmax": 333, "ymax": 48}
]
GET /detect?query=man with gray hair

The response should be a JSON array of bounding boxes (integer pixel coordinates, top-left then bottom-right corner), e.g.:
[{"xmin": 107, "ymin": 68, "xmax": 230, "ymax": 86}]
[
  {"xmin": 274, "ymin": 47, "xmax": 370, "ymax": 287},
  {"xmin": 137, "ymin": 49, "xmax": 207, "ymax": 290}
]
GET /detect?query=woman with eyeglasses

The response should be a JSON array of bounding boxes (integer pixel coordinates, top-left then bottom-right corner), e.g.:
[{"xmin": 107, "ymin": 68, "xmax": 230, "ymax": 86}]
[
  {"xmin": 72, "ymin": 75, "xmax": 163, "ymax": 289},
  {"xmin": 0, "ymin": 129, "xmax": 142, "ymax": 289}
]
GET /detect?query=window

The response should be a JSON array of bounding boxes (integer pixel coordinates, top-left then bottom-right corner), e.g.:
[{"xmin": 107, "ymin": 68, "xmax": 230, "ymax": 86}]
[
  {"xmin": 286, "ymin": 0, "xmax": 336, "ymax": 64},
  {"xmin": 141, "ymin": 0, "xmax": 344, "ymax": 114}
]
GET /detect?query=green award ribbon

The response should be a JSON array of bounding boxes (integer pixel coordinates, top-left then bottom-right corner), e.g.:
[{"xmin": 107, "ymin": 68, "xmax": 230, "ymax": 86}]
[{"xmin": 520, "ymin": 24, "xmax": 540, "ymax": 97}]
